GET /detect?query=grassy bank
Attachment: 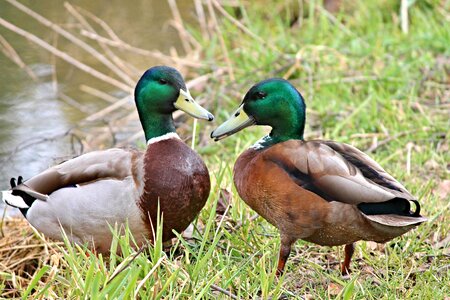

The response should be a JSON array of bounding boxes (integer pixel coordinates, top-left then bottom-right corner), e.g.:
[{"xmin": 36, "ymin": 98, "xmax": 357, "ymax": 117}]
[{"xmin": 1, "ymin": 0, "xmax": 449, "ymax": 298}]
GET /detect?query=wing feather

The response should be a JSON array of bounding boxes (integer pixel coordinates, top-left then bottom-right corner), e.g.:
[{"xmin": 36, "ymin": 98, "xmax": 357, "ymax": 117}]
[
  {"xmin": 265, "ymin": 140, "xmax": 414, "ymax": 205},
  {"xmin": 13, "ymin": 148, "xmax": 141, "ymax": 196}
]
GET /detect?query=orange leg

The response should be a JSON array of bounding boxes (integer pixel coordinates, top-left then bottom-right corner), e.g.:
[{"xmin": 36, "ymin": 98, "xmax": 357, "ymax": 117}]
[
  {"xmin": 341, "ymin": 243, "xmax": 355, "ymax": 275},
  {"xmin": 276, "ymin": 237, "xmax": 294, "ymax": 277},
  {"xmin": 86, "ymin": 247, "xmax": 98, "ymax": 258}
]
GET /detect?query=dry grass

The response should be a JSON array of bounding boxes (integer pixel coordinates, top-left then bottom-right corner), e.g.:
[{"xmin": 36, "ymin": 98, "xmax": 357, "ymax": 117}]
[{"xmin": 0, "ymin": 218, "xmax": 63, "ymax": 298}]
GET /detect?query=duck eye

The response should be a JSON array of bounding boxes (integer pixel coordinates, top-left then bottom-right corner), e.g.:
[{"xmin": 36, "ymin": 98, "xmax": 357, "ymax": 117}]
[
  {"xmin": 255, "ymin": 91, "xmax": 266, "ymax": 99},
  {"xmin": 159, "ymin": 78, "xmax": 168, "ymax": 84}
]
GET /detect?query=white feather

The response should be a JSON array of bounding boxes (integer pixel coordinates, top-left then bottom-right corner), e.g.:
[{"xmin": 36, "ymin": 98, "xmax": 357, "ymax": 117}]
[
  {"xmin": 251, "ymin": 135, "xmax": 270, "ymax": 150},
  {"xmin": 2, "ymin": 190, "xmax": 29, "ymax": 209},
  {"xmin": 147, "ymin": 132, "xmax": 180, "ymax": 146}
]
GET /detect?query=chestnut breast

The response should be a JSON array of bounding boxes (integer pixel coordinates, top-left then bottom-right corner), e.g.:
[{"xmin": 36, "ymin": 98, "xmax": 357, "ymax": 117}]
[
  {"xmin": 140, "ymin": 138, "xmax": 210, "ymax": 241},
  {"xmin": 233, "ymin": 147, "xmax": 292, "ymax": 223}
]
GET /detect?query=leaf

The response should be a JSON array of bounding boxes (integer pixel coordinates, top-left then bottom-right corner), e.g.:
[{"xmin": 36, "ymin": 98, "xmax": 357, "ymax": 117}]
[
  {"xmin": 338, "ymin": 275, "xmax": 358, "ymax": 300},
  {"xmin": 216, "ymin": 188, "xmax": 232, "ymax": 215},
  {"xmin": 181, "ymin": 223, "xmax": 194, "ymax": 240},
  {"xmin": 328, "ymin": 282, "xmax": 343, "ymax": 296}
]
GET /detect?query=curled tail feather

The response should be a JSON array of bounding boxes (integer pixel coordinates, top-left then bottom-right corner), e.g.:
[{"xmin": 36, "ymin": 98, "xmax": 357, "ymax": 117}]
[{"xmin": 2, "ymin": 176, "xmax": 47, "ymax": 217}]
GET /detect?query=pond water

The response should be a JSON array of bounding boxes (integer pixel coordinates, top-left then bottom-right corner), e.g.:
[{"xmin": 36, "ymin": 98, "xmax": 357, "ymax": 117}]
[{"xmin": 0, "ymin": 1, "xmax": 193, "ymax": 213}]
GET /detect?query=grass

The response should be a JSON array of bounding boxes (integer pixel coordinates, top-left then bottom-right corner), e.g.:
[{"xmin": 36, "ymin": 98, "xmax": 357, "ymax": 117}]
[{"xmin": 1, "ymin": 0, "xmax": 449, "ymax": 299}]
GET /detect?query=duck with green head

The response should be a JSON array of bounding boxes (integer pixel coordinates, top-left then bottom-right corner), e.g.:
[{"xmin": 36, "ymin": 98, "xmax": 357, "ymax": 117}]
[
  {"xmin": 211, "ymin": 78, "xmax": 426, "ymax": 276},
  {"xmin": 2, "ymin": 66, "xmax": 214, "ymax": 253}
]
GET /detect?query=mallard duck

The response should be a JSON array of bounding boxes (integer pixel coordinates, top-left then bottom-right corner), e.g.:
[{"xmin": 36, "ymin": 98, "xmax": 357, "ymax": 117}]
[
  {"xmin": 211, "ymin": 78, "xmax": 427, "ymax": 275},
  {"xmin": 2, "ymin": 66, "xmax": 214, "ymax": 253}
]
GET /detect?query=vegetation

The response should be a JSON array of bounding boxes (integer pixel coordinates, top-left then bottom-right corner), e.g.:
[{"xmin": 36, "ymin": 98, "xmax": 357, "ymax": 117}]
[{"xmin": 1, "ymin": 0, "xmax": 449, "ymax": 298}]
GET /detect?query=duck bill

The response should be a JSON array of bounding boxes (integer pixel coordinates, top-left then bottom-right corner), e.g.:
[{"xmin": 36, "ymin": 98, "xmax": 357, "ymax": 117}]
[
  {"xmin": 174, "ymin": 89, "xmax": 214, "ymax": 121},
  {"xmin": 211, "ymin": 104, "xmax": 256, "ymax": 141}
]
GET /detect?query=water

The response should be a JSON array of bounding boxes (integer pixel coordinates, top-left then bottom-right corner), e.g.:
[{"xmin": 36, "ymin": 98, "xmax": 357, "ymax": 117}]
[{"xmin": 0, "ymin": 1, "xmax": 193, "ymax": 214}]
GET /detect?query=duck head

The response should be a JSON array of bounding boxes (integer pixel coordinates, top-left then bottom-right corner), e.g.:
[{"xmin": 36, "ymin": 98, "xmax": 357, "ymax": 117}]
[
  {"xmin": 135, "ymin": 66, "xmax": 214, "ymax": 141},
  {"xmin": 211, "ymin": 78, "xmax": 306, "ymax": 147}
]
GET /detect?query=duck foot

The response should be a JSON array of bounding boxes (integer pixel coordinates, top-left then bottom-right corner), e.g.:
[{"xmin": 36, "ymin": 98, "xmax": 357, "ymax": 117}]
[{"xmin": 341, "ymin": 243, "xmax": 355, "ymax": 276}]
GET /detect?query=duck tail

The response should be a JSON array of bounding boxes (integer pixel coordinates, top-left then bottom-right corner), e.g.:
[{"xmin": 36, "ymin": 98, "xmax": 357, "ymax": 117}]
[
  {"xmin": 358, "ymin": 198, "xmax": 427, "ymax": 227},
  {"xmin": 2, "ymin": 176, "xmax": 47, "ymax": 217},
  {"xmin": 357, "ymin": 198, "xmax": 421, "ymax": 217},
  {"xmin": 2, "ymin": 190, "xmax": 30, "ymax": 209}
]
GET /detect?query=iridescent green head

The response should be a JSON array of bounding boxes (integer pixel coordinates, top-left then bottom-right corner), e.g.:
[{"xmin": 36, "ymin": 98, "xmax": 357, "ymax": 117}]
[
  {"xmin": 135, "ymin": 66, "xmax": 214, "ymax": 141},
  {"xmin": 211, "ymin": 78, "xmax": 306, "ymax": 147}
]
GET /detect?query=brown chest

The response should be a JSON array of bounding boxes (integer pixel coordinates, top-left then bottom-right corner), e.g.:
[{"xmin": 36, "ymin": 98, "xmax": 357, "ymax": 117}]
[
  {"xmin": 139, "ymin": 138, "xmax": 210, "ymax": 241},
  {"xmin": 234, "ymin": 149, "xmax": 285, "ymax": 222}
]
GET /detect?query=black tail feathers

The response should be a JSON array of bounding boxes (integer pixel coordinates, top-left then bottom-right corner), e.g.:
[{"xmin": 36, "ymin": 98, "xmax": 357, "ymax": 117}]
[
  {"xmin": 357, "ymin": 198, "xmax": 421, "ymax": 217},
  {"xmin": 9, "ymin": 176, "xmax": 36, "ymax": 216}
]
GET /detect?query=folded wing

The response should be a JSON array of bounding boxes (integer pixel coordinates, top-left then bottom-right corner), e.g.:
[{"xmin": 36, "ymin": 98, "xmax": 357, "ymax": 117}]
[
  {"xmin": 11, "ymin": 148, "xmax": 141, "ymax": 198},
  {"xmin": 267, "ymin": 140, "xmax": 414, "ymax": 205}
]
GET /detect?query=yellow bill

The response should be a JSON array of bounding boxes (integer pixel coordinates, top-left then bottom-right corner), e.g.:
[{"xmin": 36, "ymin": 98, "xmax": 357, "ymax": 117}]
[
  {"xmin": 174, "ymin": 89, "xmax": 214, "ymax": 121},
  {"xmin": 210, "ymin": 104, "xmax": 256, "ymax": 141}
]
